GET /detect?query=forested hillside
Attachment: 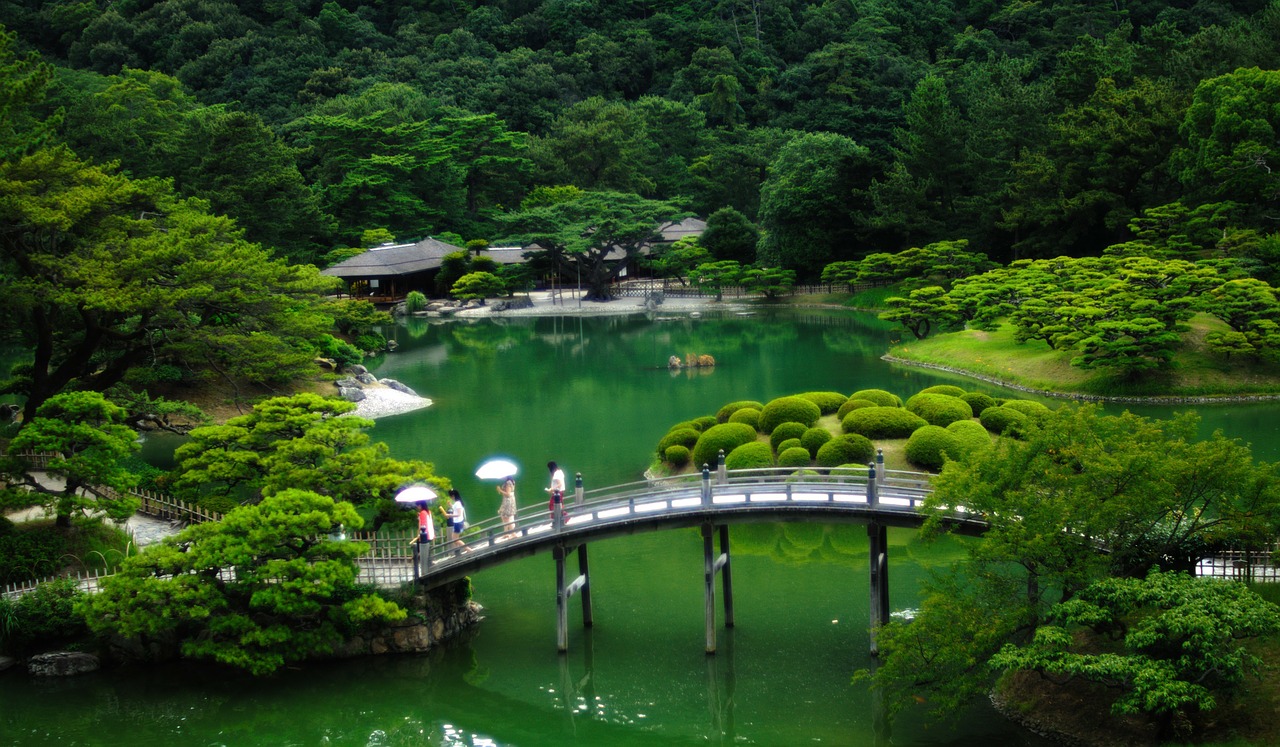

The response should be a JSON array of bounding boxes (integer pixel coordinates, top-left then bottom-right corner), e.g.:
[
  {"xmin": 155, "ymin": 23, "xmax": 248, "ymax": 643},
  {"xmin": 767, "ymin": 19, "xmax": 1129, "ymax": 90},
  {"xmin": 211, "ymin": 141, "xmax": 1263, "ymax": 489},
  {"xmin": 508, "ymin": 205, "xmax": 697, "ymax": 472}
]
[{"xmin": 3, "ymin": 0, "xmax": 1280, "ymax": 274}]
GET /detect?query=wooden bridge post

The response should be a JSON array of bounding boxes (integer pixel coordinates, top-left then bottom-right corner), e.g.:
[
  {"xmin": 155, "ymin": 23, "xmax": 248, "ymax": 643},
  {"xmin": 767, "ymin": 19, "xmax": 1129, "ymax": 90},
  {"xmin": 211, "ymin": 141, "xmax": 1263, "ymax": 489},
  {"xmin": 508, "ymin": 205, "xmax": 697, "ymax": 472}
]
[
  {"xmin": 701, "ymin": 465, "xmax": 712, "ymax": 506},
  {"xmin": 868, "ymin": 522, "xmax": 890, "ymax": 656},
  {"xmin": 578, "ymin": 543, "xmax": 593, "ymax": 629},
  {"xmin": 875, "ymin": 449, "xmax": 885, "ymax": 488},
  {"xmin": 716, "ymin": 450, "xmax": 727, "ymax": 484},
  {"xmin": 412, "ymin": 541, "xmax": 420, "ymax": 583},
  {"xmin": 719, "ymin": 524, "xmax": 734, "ymax": 628},
  {"xmin": 703, "ymin": 523, "xmax": 718, "ymax": 653},
  {"xmin": 574, "ymin": 472, "xmax": 584, "ymax": 508},
  {"xmin": 555, "ymin": 543, "xmax": 591, "ymax": 653}
]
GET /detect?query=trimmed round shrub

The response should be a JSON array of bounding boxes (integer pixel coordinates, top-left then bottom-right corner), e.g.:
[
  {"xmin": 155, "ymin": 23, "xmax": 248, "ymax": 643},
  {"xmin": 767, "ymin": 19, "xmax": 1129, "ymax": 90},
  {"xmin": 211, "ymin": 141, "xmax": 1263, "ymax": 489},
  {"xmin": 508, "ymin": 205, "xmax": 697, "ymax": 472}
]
[
  {"xmin": 918, "ymin": 384, "xmax": 966, "ymax": 398},
  {"xmin": 759, "ymin": 396, "xmax": 822, "ymax": 433},
  {"xmin": 842, "ymin": 407, "xmax": 928, "ymax": 439},
  {"xmin": 979, "ymin": 406, "xmax": 1028, "ymax": 436},
  {"xmin": 905, "ymin": 393, "xmax": 974, "ymax": 427},
  {"xmin": 691, "ymin": 415, "xmax": 718, "ymax": 432},
  {"xmin": 905, "ymin": 425, "xmax": 965, "ymax": 471},
  {"xmin": 692, "ymin": 423, "xmax": 759, "ymax": 468},
  {"xmin": 777, "ymin": 437, "xmax": 804, "ymax": 453},
  {"xmin": 816, "ymin": 433, "xmax": 875, "ymax": 467},
  {"xmin": 800, "ymin": 427, "xmax": 833, "ymax": 457},
  {"xmin": 664, "ymin": 445, "xmax": 691, "ymax": 467},
  {"xmin": 947, "ymin": 419, "xmax": 993, "ymax": 456},
  {"xmin": 777, "ymin": 446, "xmax": 814, "ymax": 468},
  {"xmin": 798, "ymin": 391, "xmax": 848, "ymax": 415},
  {"xmin": 837, "ymin": 398, "xmax": 877, "ymax": 420},
  {"xmin": 770, "ymin": 421, "xmax": 809, "ymax": 451},
  {"xmin": 959, "ymin": 392, "xmax": 997, "ymax": 417},
  {"xmin": 657, "ymin": 427, "xmax": 700, "ymax": 456},
  {"xmin": 728, "ymin": 407, "xmax": 762, "ymax": 431},
  {"xmin": 716, "ymin": 400, "xmax": 765, "ymax": 423},
  {"xmin": 725, "ymin": 441, "xmax": 773, "ymax": 470},
  {"xmin": 1002, "ymin": 399, "xmax": 1052, "ymax": 421},
  {"xmin": 849, "ymin": 388, "xmax": 902, "ymax": 407}
]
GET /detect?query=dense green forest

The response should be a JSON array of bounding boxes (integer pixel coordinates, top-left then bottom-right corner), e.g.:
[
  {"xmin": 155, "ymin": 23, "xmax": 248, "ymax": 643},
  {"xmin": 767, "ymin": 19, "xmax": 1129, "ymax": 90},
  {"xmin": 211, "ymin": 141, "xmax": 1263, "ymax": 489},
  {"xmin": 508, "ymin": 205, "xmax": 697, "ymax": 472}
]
[{"xmin": 4, "ymin": 0, "xmax": 1280, "ymax": 274}]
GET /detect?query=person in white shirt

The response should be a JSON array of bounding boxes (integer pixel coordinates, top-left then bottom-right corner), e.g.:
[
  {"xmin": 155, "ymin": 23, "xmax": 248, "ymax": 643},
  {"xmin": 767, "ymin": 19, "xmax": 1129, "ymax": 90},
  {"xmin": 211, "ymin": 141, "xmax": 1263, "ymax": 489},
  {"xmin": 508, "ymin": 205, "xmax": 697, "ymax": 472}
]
[
  {"xmin": 546, "ymin": 461, "xmax": 566, "ymax": 520},
  {"xmin": 448, "ymin": 489, "xmax": 466, "ymax": 548}
]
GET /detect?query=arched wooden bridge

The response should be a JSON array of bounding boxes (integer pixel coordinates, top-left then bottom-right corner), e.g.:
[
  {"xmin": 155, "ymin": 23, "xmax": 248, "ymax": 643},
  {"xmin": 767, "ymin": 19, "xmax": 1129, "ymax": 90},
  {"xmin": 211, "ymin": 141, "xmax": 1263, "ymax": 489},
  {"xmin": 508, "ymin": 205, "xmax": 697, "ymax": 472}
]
[{"xmin": 409, "ymin": 458, "xmax": 979, "ymax": 655}]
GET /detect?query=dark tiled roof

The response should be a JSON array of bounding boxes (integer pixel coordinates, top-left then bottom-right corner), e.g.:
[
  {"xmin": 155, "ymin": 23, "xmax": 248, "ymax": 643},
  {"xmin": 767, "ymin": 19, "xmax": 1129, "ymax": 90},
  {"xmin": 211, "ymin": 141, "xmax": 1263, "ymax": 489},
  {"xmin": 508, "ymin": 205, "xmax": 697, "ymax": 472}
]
[
  {"xmin": 657, "ymin": 217, "xmax": 708, "ymax": 242},
  {"xmin": 320, "ymin": 237, "xmax": 463, "ymax": 278}
]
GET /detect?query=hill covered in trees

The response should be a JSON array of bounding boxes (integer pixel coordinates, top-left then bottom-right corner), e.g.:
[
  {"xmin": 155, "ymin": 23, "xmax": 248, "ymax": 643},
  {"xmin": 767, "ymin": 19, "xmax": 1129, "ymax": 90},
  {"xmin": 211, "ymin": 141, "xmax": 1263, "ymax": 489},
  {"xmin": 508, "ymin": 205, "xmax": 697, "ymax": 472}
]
[{"xmin": 4, "ymin": 0, "xmax": 1280, "ymax": 275}]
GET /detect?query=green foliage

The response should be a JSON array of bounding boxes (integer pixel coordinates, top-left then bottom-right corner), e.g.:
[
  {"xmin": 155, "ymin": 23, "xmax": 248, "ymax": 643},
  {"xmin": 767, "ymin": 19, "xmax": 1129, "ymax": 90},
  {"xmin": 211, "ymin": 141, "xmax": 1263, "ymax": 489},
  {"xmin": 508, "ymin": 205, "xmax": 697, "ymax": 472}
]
[
  {"xmin": 354, "ymin": 332, "xmax": 387, "ymax": 353},
  {"xmin": 798, "ymin": 391, "xmax": 849, "ymax": 415},
  {"xmin": 739, "ymin": 265, "xmax": 797, "ymax": 299},
  {"xmin": 836, "ymin": 398, "xmax": 877, "ymax": 420},
  {"xmin": 758, "ymin": 396, "xmax": 822, "ymax": 434},
  {"xmin": 313, "ymin": 334, "xmax": 362, "ymax": 368},
  {"xmin": 0, "ymin": 527, "xmax": 68, "ymax": 584},
  {"xmin": 699, "ymin": 207, "xmax": 759, "ymax": 264},
  {"xmin": 404, "ymin": 291, "xmax": 427, "ymax": 313},
  {"xmin": 82, "ymin": 489, "xmax": 405, "ymax": 675},
  {"xmin": 770, "ymin": 422, "xmax": 809, "ymax": 451},
  {"xmin": 800, "ymin": 427, "xmax": 833, "ymax": 458},
  {"xmin": 959, "ymin": 392, "xmax": 997, "ymax": 416},
  {"xmin": 657, "ymin": 427, "xmax": 700, "ymax": 456},
  {"xmin": 905, "ymin": 393, "xmax": 974, "ymax": 427},
  {"xmin": 1, "ymin": 578, "xmax": 89, "ymax": 653},
  {"xmin": 1000, "ymin": 399, "xmax": 1052, "ymax": 422},
  {"xmin": 330, "ymin": 299, "xmax": 393, "ymax": 335},
  {"xmin": 849, "ymin": 389, "xmax": 902, "ymax": 408},
  {"xmin": 978, "ymin": 405, "xmax": 1029, "ymax": 436},
  {"xmin": 690, "ymin": 415, "xmax": 718, "ymax": 432},
  {"xmin": 691, "ymin": 422, "xmax": 758, "ymax": 469},
  {"xmin": 919, "ymin": 385, "xmax": 966, "ymax": 397},
  {"xmin": 716, "ymin": 400, "xmax": 764, "ymax": 423},
  {"xmin": 778, "ymin": 446, "xmax": 813, "ymax": 468},
  {"xmin": 451, "ymin": 271, "xmax": 506, "ymax": 300},
  {"xmin": 905, "ymin": 425, "xmax": 966, "ymax": 471},
  {"xmin": 664, "ymin": 444, "xmax": 690, "ymax": 467},
  {"xmin": 842, "ymin": 406, "xmax": 928, "ymax": 439},
  {"xmin": 946, "ymin": 420, "xmax": 993, "ymax": 457},
  {"xmin": 724, "ymin": 441, "xmax": 773, "ymax": 470},
  {"xmin": 776, "ymin": 438, "xmax": 804, "ymax": 454},
  {"xmin": 881, "ymin": 286, "xmax": 962, "ymax": 339},
  {"xmin": 727, "ymin": 407, "xmax": 761, "ymax": 431},
  {"xmin": 816, "ymin": 434, "xmax": 875, "ymax": 468}
]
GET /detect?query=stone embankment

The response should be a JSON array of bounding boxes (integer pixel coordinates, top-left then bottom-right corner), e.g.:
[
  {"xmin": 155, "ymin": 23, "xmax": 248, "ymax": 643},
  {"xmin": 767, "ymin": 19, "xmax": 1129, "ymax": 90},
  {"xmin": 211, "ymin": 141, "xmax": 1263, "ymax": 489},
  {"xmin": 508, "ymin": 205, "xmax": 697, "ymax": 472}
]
[{"xmin": 330, "ymin": 363, "xmax": 433, "ymax": 419}]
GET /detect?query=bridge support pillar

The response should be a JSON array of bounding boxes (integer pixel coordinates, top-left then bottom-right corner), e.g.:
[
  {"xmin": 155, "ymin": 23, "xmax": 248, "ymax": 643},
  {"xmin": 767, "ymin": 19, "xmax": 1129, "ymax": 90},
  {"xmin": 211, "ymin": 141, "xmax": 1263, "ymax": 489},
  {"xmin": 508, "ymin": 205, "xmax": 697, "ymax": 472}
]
[
  {"xmin": 868, "ymin": 522, "xmax": 890, "ymax": 656},
  {"xmin": 555, "ymin": 543, "xmax": 591, "ymax": 653},
  {"xmin": 702, "ymin": 523, "xmax": 733, "ymax": 654}
]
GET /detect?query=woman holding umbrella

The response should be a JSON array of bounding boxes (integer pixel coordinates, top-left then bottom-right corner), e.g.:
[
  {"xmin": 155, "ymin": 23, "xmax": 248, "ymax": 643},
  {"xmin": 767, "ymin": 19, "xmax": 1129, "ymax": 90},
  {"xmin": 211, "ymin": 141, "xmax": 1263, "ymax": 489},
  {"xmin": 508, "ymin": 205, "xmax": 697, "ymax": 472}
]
[{"xmin": 497, "ymin": 477, "xmax": 517, "ymax": 535}]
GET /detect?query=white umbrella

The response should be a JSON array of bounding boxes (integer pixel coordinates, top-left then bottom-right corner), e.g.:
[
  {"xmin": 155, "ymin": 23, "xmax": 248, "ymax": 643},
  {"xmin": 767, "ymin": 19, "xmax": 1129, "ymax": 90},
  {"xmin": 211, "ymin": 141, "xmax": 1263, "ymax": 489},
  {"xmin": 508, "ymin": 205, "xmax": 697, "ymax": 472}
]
[
  {"xmin": 475, "ymin": 458, "xmax": 519, "ymax": 480},
  {"xmin": 394, "ymin": 485, "xmax": 438, "ymax": 503}
]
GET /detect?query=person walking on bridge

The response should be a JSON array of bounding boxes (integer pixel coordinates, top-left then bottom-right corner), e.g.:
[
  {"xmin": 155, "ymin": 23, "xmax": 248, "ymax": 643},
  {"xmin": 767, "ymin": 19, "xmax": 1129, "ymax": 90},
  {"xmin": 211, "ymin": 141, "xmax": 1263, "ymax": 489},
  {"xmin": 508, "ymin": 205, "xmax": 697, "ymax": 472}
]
[
  {"xmin": 497, "ymin": 476, "xmax": 517, "ymax": 536},
  {"xmin": 546, "ymin": 461, "xmax": 566, "ymax": 521},
  {"xmin": 447, "ymin": 489, "xmax": 466, "ymax": 549}
]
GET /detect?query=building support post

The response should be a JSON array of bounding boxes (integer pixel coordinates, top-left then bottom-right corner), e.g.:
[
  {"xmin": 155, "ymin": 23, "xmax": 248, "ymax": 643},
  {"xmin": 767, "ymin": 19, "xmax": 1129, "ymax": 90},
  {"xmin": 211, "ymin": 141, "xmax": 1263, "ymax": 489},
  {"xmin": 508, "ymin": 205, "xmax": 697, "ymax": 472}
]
[
  {"xmin": 703, "ymin": 523, "xmax": 733, "ymax": 653},
  {"xmin": 719, "ymin": 524, "xmax": 734, "ymax": 628},
  {"xmin": 868, "ymin": 522, "xmax": 890, "ymax": 656},
  {"xmin": 555, "ymin": 543, "xmax": 590, "ymax": 653}
]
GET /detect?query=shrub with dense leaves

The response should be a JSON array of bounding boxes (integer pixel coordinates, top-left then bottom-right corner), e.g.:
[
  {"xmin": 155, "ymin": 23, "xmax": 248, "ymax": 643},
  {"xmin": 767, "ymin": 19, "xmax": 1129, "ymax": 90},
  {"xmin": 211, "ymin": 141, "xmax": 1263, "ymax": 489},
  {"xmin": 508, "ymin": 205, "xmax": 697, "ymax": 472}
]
[
  {"xmin": 759, "ymin": 396, "xmax": 822, "ymax": 433},
  {"xmin": 770, "ymin": 422, "xmax": 809, "ymax": 451},
  {"xmin": 657, "ymin": 427, "xmax": 700, "ymax": 456},
  {"xmin": 905, "ymin": 425, "xmax": 966, "ymax": 471},
  {"xmin": 906, "ymin": 393, "xmax": 974, "ymax": 427},
  {"xmin": 725, "ymin": 441, "xmax": 773, "ymax": 470},
  {"xmin": 0, "ymin": 529, "xmax": 68, "ymax": 585},
  {"xmin": 1002, "ymin": 399, "xmax": 1052, "ymax": 421},
  {"xmin": 2, "ymin": 578, "xmax": 89, "ymax": 653},
  {"xmin": 800, "ymin": 427, "xmax": 833, "ymax": 457},
  {"xmin": 716, "ymin": 400, "xmax": 764, "ymax": 423},
  {"xmin": 979, "ymin": 406, "xmax": 1029, "ymax": 436},
  {"xmin": 665, "ymin": 445, "xmax": 691, "ymax": 467},
  {"xmin": 778, "ymin": 446, "xmax": 814, "ymax": 468},
  {"xmin": 849, "ymin": 389, "xmax": 902, "ymax": 407},
  {"xmin": 799, "ymin": 391, "xmax": 848, "ymax": 415},
  {"xmin": 691, "ymin": 415, "xmax": 718, "ymax": 431},
  {"xmin": 777, "ymin": 437, "xmax": 804, "ymax": 453},
  {"xmin": 947, "ymin": 419, "xmax": 993, "ymax": 456},
  {"xmin": 728, "ymin": 407, "xmax": 762, "ymax": 431},
  {"xmin": 817, "ymin": 434, "xmax": 875, "ymax": 467},
  {"xmin": 837, "ymin": 398, "xmax": 878, "ymax": 419},
  {"xmin": 959, "ymin": 392, "xmax": 996, "ymax": 416},
  {"xmin": 692, "ymin": 423, "xmax": 759, "ymax": 468},
  {"xmin": 919, "ymin": 385, "xmax": 966, "ymax": 397},
  {"xmin": 842, "ymin": 407, "xmax": 928, "ymax": 439}
]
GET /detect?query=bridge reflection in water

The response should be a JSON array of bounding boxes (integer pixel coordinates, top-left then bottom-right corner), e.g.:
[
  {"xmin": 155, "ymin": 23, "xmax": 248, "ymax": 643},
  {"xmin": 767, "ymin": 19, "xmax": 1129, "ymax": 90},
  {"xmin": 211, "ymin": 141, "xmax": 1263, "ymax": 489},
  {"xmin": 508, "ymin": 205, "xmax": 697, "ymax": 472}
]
[{"xmin": 396, "ymin": 454, "xmax": 981, "ymax": 656}]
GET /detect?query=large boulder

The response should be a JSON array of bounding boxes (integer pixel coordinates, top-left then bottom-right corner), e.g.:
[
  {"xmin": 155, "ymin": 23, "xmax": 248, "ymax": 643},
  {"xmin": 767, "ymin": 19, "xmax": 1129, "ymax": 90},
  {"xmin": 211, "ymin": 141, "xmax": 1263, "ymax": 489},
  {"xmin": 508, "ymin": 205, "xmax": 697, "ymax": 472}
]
[
  {"xmin": 27, "ymin": 651, "xmax": 100, "ymax": 676},
  {"xmin": 337, "ymin": 385, "xmax": 366, "ymax": 403},
  {"xmin": 380, "ymin": 378, "xmax": 418, "ymax": 396}
]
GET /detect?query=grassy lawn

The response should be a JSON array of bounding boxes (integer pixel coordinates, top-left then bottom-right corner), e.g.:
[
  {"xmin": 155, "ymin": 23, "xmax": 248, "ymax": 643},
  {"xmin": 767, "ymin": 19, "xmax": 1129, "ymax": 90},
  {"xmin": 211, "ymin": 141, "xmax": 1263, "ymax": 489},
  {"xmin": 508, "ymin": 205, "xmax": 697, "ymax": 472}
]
[{"xmin": 889, "ymin": 314, "xmax": 1280, "ymax": 398}]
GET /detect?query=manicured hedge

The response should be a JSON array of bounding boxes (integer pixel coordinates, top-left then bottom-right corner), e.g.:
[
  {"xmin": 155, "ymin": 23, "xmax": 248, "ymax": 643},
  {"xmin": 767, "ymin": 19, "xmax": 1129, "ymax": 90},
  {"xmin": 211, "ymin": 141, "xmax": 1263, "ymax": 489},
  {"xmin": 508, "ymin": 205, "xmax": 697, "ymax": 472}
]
[
  {"xmin": 728, "ymin": 407, "xmax": 762, "ymax": 431},
  {"xmin": 691, "ymin": 415, "xmax": 718, "ymax": 431},
  {"xmin": 1002, "ymin": 400, "xmax": 1052, "ymax": 421},
  {"xmin": 979, "ymin": 406, "xmax": 1028, "ymax": 436},
  {"xmin": 657, "ymin": 427, "xmax": 700, "ymax": 456},
  {"xmin": 664, "ymin": 445, "xmax": 691, "ymax": 467},
  {"xmin": 905, "ymin": 425, "xmax": 965, "ymax": 471},
  {"xmin": 777, "ymin": 437, "xmax": 804, "ymax": 453},
  {"xmin": 800, "ymin": 427, "xmax": 833, "ymax": 457},
  {"xmin": 905, "ymin": 393, "xmax": 974, "ymax": 427},
  {"xmin": 837, "ymin": 398, "xmax": 877, "ymax": 420},
  {"xmin": 848, "ymin": 388, "xmax": 902, "ymax": 407},
  {"xmin": 770, "ymin": 422, "xmax": 809, "ymax": 451},
  {"xmin": 692, "ymin": 423, "xmax": 759, "ymax": 468},
  {"xmin": 716, "ymin": 400, "xmax": 765, "ymax": 423},
  {"xmin": 918, "ymin": 385, "xmax": 967, "ymax": 398},
  {"xmin": 947, "ymin": 419, "xmax": 993, "ymax": 455},
  {"xmin": 842, "ymin": 406, "xmax": 928, "ymax": 439},
  {"xmin": 817, "ymin": 434, "xmax": 875, "ymax": 467},
  {"xmin": 778, "ymin": 446, "xmax": 814, "ymax": 468},
  {"xmin": 725, "ymin": 441, "xmax": 774, "ymax": 470},
  {"xmin": 798, "ymin": 391, "xmax": 848, "ymax": 415},
  {"xmin": 759, "ymin": 396, "xmax": 823, "ymax": 433},
  {"xmin": 959, "ymin": 392, "xmax": 996, "ymax": 417}
]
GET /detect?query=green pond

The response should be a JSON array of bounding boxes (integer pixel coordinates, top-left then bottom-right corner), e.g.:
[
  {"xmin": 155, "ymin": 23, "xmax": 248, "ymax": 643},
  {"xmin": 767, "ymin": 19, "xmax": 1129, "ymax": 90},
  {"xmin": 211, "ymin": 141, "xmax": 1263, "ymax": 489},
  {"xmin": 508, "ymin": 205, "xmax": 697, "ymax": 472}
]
[{"xmin": 6, "ymin": 307, "xmax": 1278, "ymax": 746}]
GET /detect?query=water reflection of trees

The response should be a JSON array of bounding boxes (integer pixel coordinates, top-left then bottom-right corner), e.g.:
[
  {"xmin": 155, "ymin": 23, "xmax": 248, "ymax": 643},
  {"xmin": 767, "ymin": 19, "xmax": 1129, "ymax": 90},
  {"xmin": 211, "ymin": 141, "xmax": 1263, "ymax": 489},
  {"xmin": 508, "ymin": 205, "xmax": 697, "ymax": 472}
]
[{"xmin": 725, "ymin": 523, "xmax": 970, "ymax": 568}]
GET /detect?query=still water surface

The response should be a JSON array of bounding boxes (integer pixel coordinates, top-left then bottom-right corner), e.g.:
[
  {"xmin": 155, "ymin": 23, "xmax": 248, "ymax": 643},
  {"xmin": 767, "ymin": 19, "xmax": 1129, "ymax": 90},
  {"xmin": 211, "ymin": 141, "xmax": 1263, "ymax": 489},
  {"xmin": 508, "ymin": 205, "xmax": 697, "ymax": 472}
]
[{"xmin": 6, "ymin": 307, "xmax": 1276, "ymax": 746}]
